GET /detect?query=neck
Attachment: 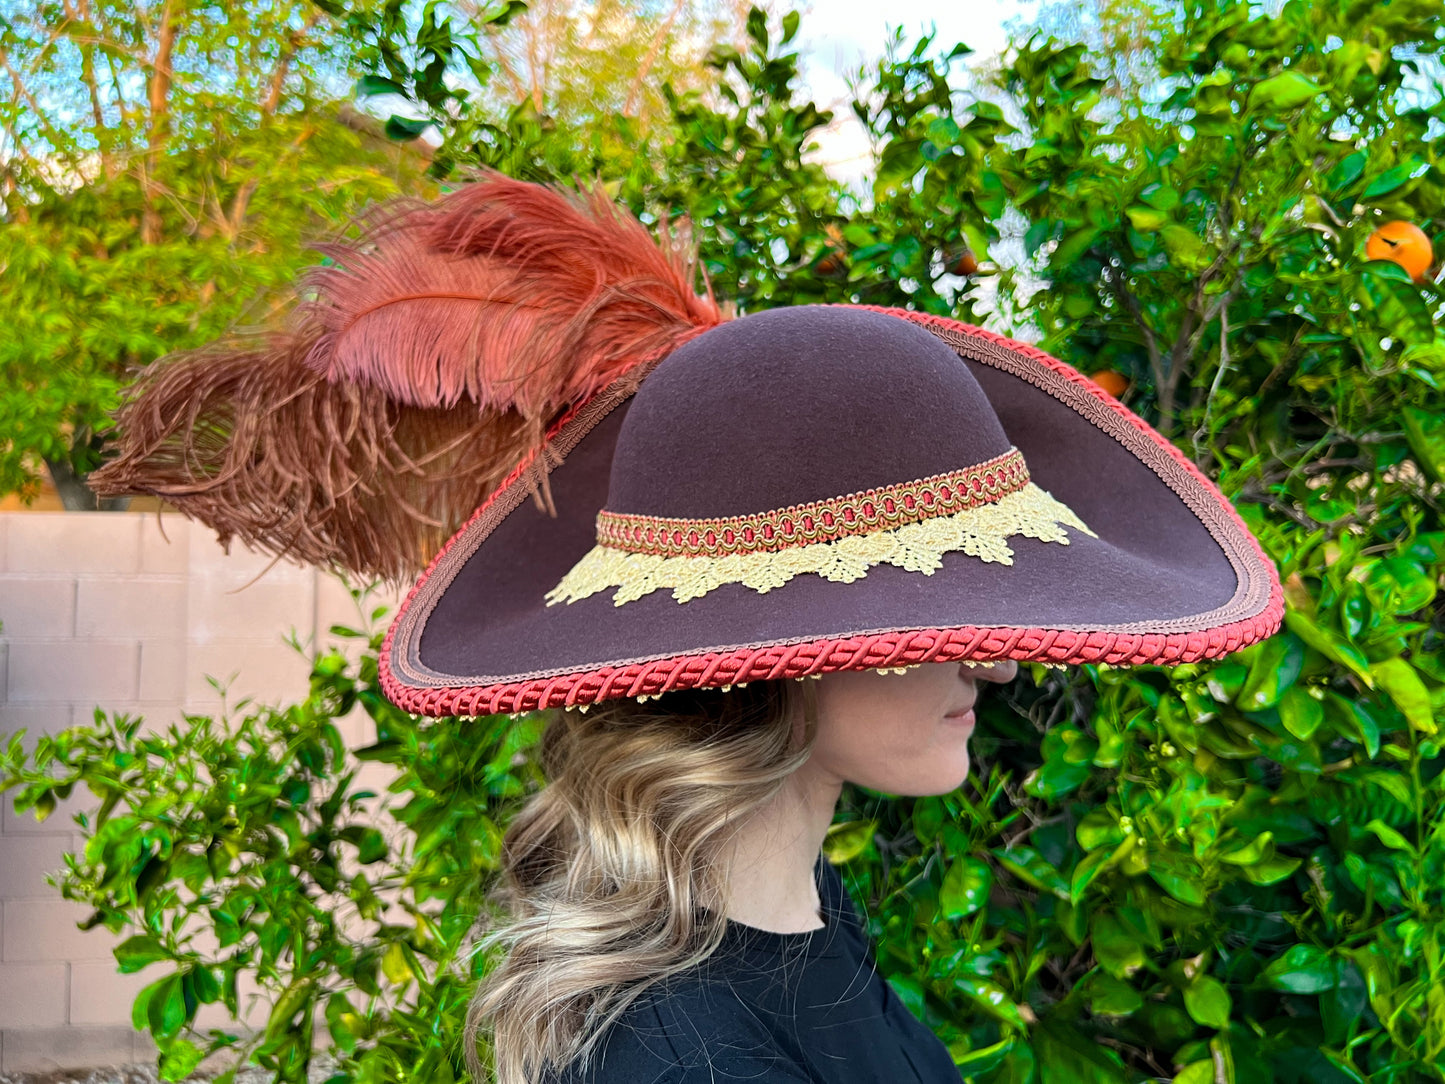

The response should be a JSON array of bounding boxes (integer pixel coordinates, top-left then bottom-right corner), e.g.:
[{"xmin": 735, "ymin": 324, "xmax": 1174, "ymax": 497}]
[{"xmin": 719, "ymin": 759, "xmax": 842, "ymax": 933}]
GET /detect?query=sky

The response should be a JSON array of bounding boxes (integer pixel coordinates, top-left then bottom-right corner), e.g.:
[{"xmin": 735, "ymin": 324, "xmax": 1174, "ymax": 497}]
[{"xmin": 790, "ymin": 0, "xmax": 1041, "ymax": 184}]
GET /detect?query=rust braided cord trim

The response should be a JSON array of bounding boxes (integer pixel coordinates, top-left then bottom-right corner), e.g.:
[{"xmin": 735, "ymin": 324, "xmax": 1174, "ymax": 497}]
[
  {"xmin": 382, "ymin": 613, "xmax": 1283, "ymax": 718},
  {"xmin": 597, "ymin": 446, "xmax": 1029, "ymax": 557}
]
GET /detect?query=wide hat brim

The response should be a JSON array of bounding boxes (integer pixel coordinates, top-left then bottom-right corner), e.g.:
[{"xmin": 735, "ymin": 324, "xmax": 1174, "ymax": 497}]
[{"xmin": 379, "ymin": 307, "xmax": 1283, "ymax": 717}]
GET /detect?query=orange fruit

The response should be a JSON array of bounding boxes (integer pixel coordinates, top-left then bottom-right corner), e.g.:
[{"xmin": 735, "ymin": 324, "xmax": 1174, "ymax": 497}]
[
  {"xmin": 1088, "ymin": 370, "xmax": 1130, "ymax": 397},
  {"xmin": 950, "ymin": 252, "xmax": 979, "ymax": 276},
  {"xmin": 1366, "ymin": 220, "xmax": 1434, "ymax": 283},
  {"xmin": 816, "ymin": 249, "xmax": 846, "ymax": 277}
]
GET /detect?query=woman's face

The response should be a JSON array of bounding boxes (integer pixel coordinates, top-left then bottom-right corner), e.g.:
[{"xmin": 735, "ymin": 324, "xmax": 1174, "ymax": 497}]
[{"xmin": 801, "ymin": 660, "xmax": 1019, "ymax": 796}]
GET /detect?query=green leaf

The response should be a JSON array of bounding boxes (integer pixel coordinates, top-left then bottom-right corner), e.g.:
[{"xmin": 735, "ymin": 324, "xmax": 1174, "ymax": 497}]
[
  {"xmin": 1262, "ymin": 945, "xmax": 1338, "ymax": 994},
  {"xmin": 1076, "ymin": 809, "xmax": 1126, "ymax": 852},
  {"xmin": 1325, "ymin": 150, "xmax": 1367, "ymax": 195},
  {"xmin": 1364, "ymin": 558, "xmax": 1436, "ymax": 614},
  {"xmin": 1125, "ymin": 205, "xmax": 1169, "ymax": 231},
  {"xmin": 956, "ymin": 976, "xmax": 1032, "ymax": 1029},
  {"xmin": 1278, "ymin": 685, "xmax": 1325, "ymax": 740},
  {"xmin": 1183, "ymin": 974, "xmax": 1232, "ymax": 1029},
  {"xmin": 1363, "ymin": 159, "xmax": 1426, "ymax": 199},
  {"xmin": 1024, "ymin": 727, "xmax": 1092, "ymax": 799},
  {"xmin": 382, "ymin": 942, "xmax": 413, "ymax": 986},
  {"xmin": 1085, "ymin": 972, "xmax": 1143, "ymax": 1016},
  {"xmin": 159, "ymin": 1038, "xmax": 205, "ymax": 1083},
  {"xmin": 1160, "ymin": 224, "xmax": 1210, "ymax": 271},
  {"xmin": 1236, "ymin": 634, "xmax": 1305, "ymax": 710},
  {"xmin": 1360, "ymin": 264, "xmax": 1434, "ymax": 342},
  {"xmin": 1402, "ymin": 405, "xmax": 1445, "ymax": 484},
  {"xmin": 888, "ymin": 974, "xmax": 925, "ymax": 1018},
  {"xmin": 188, "ymin": 965, "xmax": 220, "ymax": 1004},
  {"xmin": 1092, "ymin": 914, "xmax": 1146, "ymax": 978},
  {"xmin": 1283, "ymin": 610, "xmax": 1373, "ymax": 687},
  {"xmin": 1051, "ymin": 225, "xmax": 1103, "ymax": 269},
  {"xmin": 1370, "ymin": 657, "xmax": 1436, "ymax": 734},
  {"xmin": 953, "ymin": 1038, "xmax": 1015, "ymax": 1074},
  {"xmin": 1250, "ymin": 71, "xmax": 1323, "ymax": 111},
  {"xmin": 940, "ymin": 857, "xmax": 992, "ymax": 919},
  {"xmin": 1363, "ymin": 818, "xmax": 1415, "ymax": 855},
  {"xmin": 1219, "ymin": 830, "xmax": 1274, "ymax": 866},
  {"xmin": 384, "ymin": 115, "xmax": 431, "ymax": 141},
  {"xmin": 354, "ymin": 75, "xmax": 406, "ymax": 99},
  {"xmin": 1147, "ymin": 853, "xmax": 1206, "ymax": 906},
  {"xmin": 1035, "ymin": 1019, "xmax": 1126, "ymax": 1084},
  {"xmin": 146, "ymin": 972, "xmax": 188, "ymax": 1039},
  {"xmin": 1240, "ymin": 855, "xmax": 1302, "ymax": 885},
  {"xmin": 1069, "ymin": 845, "xmax": 1115, "ymax": 903},
  {"xmin": 993, "ymin": 846, "xmax": 1069, "ymax": 899},
  {"xmin": 823, "ymin": 819, "xmax": 875, "ymax": 864},
  {"xmin": 341, "ymin": 826, "xmax": 388, "ymax": 865},
  {"xmin": 1175, "ymin": 1061, "xmax": 1215, "ymax": 1084},
  {"xmin": 114, "ymin": 934, "xmax": 169, "ymax": 974}
]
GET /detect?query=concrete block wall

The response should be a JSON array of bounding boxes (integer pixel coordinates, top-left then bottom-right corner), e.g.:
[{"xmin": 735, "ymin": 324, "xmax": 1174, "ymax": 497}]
[{"xmin": 0, "ymin": 512, "xmax": 403, "ymax": 1072}]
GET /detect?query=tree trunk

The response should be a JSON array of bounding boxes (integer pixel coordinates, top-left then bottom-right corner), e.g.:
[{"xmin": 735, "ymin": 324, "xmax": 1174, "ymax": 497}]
[
  {"xmin": 141, "ymin": 0, "xmax": 177, "ymax": 246},
  {"xmin": 44, "ymin": 456, "xmax": 131, "ymax": 512}
]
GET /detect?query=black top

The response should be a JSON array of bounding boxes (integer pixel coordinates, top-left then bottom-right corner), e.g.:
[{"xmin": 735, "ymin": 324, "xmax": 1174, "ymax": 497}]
[{"xmin": 545, "ymin": 859, "xmax": 961, "ymax": 1083}]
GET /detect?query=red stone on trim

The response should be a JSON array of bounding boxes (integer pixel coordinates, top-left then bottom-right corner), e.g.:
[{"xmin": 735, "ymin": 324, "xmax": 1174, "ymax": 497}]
[{"xmin": 594, "ymin": 446, "xmax": 1030, "ymax": 559}]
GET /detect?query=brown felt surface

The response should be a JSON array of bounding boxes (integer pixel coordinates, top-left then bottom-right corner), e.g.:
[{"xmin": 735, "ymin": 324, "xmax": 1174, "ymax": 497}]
[{"xmin": 412, "ymin": 307, "xmax": 1238, "ymax": 684}]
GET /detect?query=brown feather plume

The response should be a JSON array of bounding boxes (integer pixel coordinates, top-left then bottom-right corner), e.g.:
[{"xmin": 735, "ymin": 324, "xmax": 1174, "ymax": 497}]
[{"xmin": 88, "ymin": 172, "xmax": 724, "ymax": 584}]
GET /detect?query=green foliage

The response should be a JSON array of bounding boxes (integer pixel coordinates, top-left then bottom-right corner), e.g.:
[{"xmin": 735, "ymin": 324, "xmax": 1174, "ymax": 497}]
[
  {"xmin": 2, "ymin": 604, "xmax": 541, "ymax": 1081},
  {"xmin": 4, "ymin": 0, "xmax": 1445, "ymax": 1081},
  {"xmin": 0, "ymin": 0, "xmax": 431, "ymax": 506},
  {"xmin": 826, "ymin": 1, "xmax": 1445, "ymax": 1081}
]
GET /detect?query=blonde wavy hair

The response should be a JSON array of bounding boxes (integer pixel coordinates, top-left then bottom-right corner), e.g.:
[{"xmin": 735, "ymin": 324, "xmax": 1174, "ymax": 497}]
[{"xmin": 465, "ymin": 678, "xmax": 818, "ymax": 1083}]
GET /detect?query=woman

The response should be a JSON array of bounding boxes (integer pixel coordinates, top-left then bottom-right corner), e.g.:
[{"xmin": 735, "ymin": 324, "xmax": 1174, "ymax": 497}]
[
  {"xmin": 90, "ymin": 174, "xmax": 1283, "ymax": 1083},
  {"xmin": 476, "ymin": 662, "xmax": 1020, "ymax": 1084}
]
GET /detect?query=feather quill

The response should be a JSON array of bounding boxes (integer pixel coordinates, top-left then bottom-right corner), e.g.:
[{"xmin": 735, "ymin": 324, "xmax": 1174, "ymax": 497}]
[{"xmin": 89, "ymin": 173, "xmax": 724, "ymax": 583}]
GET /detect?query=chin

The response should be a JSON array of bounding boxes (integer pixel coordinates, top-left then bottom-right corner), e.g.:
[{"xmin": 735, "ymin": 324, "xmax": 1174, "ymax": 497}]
[{"xmin": 869, "ymin": 761, "xmax": 972, "ymax": 798}]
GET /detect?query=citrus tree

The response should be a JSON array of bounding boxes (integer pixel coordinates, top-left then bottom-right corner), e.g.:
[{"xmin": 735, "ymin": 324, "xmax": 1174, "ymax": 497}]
[{"xmin": 834, "ymin": 2, "xmax": 1445, "ymax": 1081}]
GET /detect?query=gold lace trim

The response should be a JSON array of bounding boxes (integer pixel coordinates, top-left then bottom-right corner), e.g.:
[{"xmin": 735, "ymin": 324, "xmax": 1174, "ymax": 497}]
[{"xmin": 546, "ymin": 482, "xmax": 1097, "ymax": 607}]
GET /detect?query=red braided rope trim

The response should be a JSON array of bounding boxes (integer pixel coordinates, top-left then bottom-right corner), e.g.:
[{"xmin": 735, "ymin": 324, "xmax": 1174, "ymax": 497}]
[{"xmin": 380, "ymin": 613, "xmax": 1284, "ymax": 717}]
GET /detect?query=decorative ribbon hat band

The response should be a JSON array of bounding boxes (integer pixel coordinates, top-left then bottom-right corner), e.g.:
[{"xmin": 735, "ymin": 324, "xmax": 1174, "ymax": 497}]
[{"xmin": 547, "ymin": 445, "xmax": 1098, "ymax": 606}]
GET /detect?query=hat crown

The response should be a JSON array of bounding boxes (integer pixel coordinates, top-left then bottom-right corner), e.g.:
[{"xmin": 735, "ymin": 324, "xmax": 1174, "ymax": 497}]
[{"xmin": 606, "ymin": 306, "xmax": 1012, "ymax": 518}]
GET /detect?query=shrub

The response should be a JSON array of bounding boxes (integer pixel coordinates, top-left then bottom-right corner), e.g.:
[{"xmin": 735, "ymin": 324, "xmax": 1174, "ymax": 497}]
[{"xmin": 2, "ymin": 604, "xmax": 540, "ymax": 1083}]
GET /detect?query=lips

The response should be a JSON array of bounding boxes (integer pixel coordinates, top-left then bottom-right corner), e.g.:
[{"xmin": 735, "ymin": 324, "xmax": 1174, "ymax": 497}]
[{"xmin": 944, "ymin": 706, "xmax": 976, "ymax": 720}]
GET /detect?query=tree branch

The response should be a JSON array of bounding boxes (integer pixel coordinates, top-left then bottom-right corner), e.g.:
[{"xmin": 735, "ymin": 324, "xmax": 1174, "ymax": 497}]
[
  {"xmin": 141, "ymin": 0, "xmax": 178, "ymax": 246},
  {"xmin": 224, "ymin": 15, "xmax": 318, "ymax": 239},
  {"xmin": 1104, "ymin": 261, "xmax": 1165, "ymax": 398},
  {"xmin": 1191, "ymin": 297, "xmax": 1231, "ymax": 469},
  {"xmin": 623, "ymin": 0, "xmax": 686, "ymax": 116}
]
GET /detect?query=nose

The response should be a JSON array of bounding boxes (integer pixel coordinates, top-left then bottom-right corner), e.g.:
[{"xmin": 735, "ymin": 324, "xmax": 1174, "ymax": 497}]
[{"xmin": 963, "ymin": 659, "xmax": 1018, "ymax": 684}]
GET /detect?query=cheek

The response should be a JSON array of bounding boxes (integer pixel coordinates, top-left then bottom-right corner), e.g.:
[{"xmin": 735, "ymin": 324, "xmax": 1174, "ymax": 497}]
[{"xmin": 811, "ymin": 703, "xmax": 975, "ymax": 797}]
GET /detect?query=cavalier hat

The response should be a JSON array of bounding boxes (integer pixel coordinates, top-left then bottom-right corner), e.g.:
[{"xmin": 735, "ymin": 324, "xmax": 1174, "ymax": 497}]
[{"xmin": 90, "ymin": 174, "xmax": 1283, "ymax": 718}]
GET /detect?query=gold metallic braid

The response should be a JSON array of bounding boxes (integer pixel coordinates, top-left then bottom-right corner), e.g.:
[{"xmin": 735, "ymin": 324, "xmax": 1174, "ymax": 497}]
[
  {"xmin": 546, "ymin": 482, "xmax": 1097, "ymax": 607},
  {"xmin": 597, "ymin": 447, "xmax": 1029, "ymax": 558}
]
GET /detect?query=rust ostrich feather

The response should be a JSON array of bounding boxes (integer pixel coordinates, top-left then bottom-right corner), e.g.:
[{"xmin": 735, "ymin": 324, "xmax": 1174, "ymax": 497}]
[{"xmin": 88, "ymin": 172, "xmax": 724, "ymax": 585}]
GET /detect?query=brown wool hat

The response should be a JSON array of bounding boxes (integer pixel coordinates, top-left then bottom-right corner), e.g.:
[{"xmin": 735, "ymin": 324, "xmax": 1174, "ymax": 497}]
[
  {"xmin": 381, "ymin": 303, "xmax": 1282, "ymax": 716},
  {"xmin": 88, "ymin": 174, "xmax": 1283, "ymax": 719}
]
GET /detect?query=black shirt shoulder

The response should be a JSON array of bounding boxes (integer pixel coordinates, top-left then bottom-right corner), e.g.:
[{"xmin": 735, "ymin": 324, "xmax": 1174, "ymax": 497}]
[
  {"xmin": 548, "ymin": 974, "xmax": 816, "ymax": 1083},
  {"xmin": 540, "ymin": 860, "xmax": 961, "ymax": 1084}
]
